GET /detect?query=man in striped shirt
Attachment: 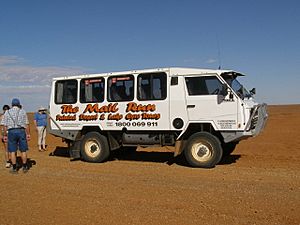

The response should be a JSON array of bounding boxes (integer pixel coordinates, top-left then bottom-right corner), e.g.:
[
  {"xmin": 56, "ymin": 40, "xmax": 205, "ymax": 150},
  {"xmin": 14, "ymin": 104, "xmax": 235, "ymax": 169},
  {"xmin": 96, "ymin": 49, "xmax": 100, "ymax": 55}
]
[{"xmin": 0, "ymin": 98, "xmax": 31, "ymax": 173}]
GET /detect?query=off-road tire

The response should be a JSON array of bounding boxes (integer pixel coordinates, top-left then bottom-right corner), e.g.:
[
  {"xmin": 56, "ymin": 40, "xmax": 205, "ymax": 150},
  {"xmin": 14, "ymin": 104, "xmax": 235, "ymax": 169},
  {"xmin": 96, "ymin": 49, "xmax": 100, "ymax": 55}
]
[
  {"xmin": 184, "ymin": 132, "xmax": 223, "ymax": 168},
  {"xmin": 80, "ymin": 132, "xmax": 110, "ymax": 163}
]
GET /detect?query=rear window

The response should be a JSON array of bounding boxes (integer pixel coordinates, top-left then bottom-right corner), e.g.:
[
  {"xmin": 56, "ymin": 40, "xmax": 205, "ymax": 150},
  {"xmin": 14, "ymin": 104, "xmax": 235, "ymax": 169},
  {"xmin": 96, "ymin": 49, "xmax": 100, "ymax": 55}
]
[
  {"xmin": 137, "ymin": 72, "xmax": 167, "ymax": 101},
  {"xmin": 55, "ymin": 80, "xmax": 78, "ymax": 104}
]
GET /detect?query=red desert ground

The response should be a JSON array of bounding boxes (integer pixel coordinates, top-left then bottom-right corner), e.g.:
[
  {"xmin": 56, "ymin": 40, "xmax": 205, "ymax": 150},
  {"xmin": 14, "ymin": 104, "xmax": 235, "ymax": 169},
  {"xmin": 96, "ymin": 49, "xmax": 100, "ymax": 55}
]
[{"xmin": 0, "ymin": 105, "xmax": 299, "ymax": 225}]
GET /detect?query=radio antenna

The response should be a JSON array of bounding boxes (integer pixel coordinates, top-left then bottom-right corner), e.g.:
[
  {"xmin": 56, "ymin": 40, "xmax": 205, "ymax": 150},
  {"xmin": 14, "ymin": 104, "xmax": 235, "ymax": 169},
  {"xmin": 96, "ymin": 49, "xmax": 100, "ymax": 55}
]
[{"xmin": 216, "ymin": 34, "xmax": 222, "ymax": 70}]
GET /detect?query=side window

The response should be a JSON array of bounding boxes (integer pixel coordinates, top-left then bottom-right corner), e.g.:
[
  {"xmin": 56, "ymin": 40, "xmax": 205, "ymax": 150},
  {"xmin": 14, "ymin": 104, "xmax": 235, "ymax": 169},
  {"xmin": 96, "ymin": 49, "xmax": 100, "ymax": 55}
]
[
  {"xmin": 108, "ymin": 75, "xmax": 134, "ymax": 102},
  {"xmin": 80, "ymin": 78, "xmax": 104, "ymax": 103},
  {"xmin": 137, "ymin": 72, "xmax": 167, "ymax": 101},
  {"xmin": 55, "ymin": 80, "xmax": 78, "ymax": 104},
  {"xmin": 185, "ymin": 76, "xmax": 223, "ymax": 95}
]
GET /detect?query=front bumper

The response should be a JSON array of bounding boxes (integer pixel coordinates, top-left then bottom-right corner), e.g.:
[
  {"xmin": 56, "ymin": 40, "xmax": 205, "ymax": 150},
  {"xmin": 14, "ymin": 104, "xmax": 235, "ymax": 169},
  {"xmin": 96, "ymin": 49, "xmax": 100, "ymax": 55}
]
[
  {"xmin": 222, "ymin": 103, "xmax": 268, "ymax": 143},
  {"xmin": 246, "ymin": 103, "xmax": 268, "ymax": 136}
]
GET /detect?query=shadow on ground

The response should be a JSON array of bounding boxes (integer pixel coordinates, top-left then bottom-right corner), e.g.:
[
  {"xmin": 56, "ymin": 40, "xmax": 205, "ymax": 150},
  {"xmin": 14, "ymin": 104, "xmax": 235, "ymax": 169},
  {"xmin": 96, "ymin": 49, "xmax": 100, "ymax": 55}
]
[
  {"xmin": 16, "ymin": 156, "xmax": 36, "ymax": 170},
  {"xmin": 48, "ymin": 146, "xmax": 241, "ymax": 167},
  {"xmin": 49, "ymin": 146, "xmax": 70, "ymax": 158},
  {"xmin": 110, "ymin": 150, "xmax": 241, "ymax": 167},
  {"xmin": 110, "ymin": 149, "xmax": 175, "ymax": 164},
  {"xmin": 219, "ymin": 154, "xmax": 241, "ymax": 165}
]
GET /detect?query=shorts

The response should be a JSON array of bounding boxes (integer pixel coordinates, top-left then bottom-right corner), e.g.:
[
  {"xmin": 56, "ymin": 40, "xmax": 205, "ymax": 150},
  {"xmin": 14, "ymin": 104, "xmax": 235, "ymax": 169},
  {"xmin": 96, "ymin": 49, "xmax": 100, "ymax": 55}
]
[{"xmin": 7, "ymin": 128, "xmax": 28, "ymax": 153}]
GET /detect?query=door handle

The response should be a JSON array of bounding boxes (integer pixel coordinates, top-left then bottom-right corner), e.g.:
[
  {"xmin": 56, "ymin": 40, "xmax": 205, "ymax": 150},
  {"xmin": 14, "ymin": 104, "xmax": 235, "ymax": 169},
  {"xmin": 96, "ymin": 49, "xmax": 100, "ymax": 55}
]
[{"xmin": 187, "ymin": 105, "xmax": 195, "ymax": 108}]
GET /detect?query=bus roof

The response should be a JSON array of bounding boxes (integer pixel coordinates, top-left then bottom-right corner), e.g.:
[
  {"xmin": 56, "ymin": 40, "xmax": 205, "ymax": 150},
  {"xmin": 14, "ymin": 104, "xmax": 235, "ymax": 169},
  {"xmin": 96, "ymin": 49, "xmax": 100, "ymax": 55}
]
[{"xmin": 52, "ymin": 67, "xmax": 245, "ymax": 81}]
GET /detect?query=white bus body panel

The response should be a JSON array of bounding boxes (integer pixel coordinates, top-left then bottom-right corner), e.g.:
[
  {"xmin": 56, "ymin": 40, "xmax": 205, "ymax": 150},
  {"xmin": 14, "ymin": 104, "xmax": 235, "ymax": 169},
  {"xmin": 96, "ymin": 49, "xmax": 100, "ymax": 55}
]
[{"xmin": 49, "ymin": 67, "xmax": 265, "ymax": 141}]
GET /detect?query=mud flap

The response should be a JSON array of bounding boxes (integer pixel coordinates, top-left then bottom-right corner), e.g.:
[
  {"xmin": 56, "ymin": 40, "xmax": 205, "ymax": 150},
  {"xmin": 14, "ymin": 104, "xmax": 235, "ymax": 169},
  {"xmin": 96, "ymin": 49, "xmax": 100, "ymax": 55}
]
[
  {"xmin": 174, "ymin": 140, "xmax": 185, "ymax": 157},
  {"xmin": 69, "ymin": 140, "xmax": 81, "ymax": 159}
]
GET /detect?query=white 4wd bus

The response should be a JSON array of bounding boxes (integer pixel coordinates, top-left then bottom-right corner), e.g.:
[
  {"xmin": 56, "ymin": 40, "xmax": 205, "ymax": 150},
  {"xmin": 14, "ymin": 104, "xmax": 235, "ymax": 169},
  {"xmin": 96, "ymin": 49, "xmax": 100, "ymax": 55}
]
[{"xmin": 49, "ymin": 67, "xmax": 268, "ymax": 168}]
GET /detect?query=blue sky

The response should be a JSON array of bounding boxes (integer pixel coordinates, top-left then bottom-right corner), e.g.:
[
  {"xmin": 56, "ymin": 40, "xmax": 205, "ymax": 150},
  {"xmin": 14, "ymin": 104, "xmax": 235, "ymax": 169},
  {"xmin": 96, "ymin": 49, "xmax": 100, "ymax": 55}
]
[{"xmin": 0, "ymin": 0, "xmax": 299, "ymax": 111}]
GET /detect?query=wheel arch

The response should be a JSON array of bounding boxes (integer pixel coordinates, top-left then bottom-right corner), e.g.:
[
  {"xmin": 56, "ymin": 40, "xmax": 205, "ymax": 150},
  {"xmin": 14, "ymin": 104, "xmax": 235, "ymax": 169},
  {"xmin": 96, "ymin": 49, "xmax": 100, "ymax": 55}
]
[
  {"xmin": 179, "ymin": 122, "xmax": 223, "ymax": 142},
  {"xmin": 81, "ymin": 126, "xmax": 121, "ymax": 151},
  {"xmin": 81, "ymin": 125, "xmax": 102, "ymax": 136}
]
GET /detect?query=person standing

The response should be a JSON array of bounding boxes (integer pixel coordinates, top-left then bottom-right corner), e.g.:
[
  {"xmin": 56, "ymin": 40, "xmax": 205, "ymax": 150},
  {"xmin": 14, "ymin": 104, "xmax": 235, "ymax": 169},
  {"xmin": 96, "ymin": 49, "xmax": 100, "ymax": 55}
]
[
  {"xmin": 33, "ymin": 106, "xmax": 47, "ymax": 151},
  {"xmin": 0, "ymin": 98, "xmax": 30, "ymax": 173},
  {"xmin": 0, "ymin": 105, "xmax": 11, "ymax": 168}
]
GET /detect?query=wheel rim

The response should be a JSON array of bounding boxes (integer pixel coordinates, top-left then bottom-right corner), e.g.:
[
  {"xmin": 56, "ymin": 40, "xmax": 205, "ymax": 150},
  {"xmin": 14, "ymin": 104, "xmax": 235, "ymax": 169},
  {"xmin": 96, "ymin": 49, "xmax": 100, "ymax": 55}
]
[
  {"xmin": 84, "ymin": 139, "xmax": 101, "ymax": 158},
  {"xmin": 191, "ymin": 141, "xmax": 213, "ymax": 162}
]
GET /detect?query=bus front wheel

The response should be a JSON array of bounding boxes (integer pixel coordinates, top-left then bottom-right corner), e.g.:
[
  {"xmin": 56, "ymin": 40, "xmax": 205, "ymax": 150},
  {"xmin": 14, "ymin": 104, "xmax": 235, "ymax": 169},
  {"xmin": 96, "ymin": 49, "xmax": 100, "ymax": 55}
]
[{"xmin": 184, "ymin": 132, "xmax": 223, "ymax": 168}]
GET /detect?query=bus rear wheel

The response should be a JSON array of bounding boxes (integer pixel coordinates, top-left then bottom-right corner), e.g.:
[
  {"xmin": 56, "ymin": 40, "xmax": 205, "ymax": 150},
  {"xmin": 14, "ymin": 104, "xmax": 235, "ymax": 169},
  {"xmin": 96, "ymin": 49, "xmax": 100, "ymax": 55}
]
[
  {"xmin": 80, "ymin": 132, "xmax": 110, "ymax": 163},
  {"xmin": 184, "ymin": 132, "xmax": 223, "ymax": 168}
]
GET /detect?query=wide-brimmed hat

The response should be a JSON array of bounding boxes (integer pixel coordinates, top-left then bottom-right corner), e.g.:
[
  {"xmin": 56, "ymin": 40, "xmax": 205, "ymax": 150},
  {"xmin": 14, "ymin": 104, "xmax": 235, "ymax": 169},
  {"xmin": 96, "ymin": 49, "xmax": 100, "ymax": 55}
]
[{"xmin": 38, "ymin": 106, "xmax": 46, "ymax": 111}]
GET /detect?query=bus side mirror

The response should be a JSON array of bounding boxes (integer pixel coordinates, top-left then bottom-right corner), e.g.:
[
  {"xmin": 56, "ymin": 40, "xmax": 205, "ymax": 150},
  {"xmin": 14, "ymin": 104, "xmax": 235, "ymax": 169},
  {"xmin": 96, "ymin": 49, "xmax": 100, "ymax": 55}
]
[
  {"xmin": 250, "ymin": 88, "xmax": 256, "ymax": 95},
  {"xmin": 220, "ymin": 83, "xmax": 228, "ymax": 96}
]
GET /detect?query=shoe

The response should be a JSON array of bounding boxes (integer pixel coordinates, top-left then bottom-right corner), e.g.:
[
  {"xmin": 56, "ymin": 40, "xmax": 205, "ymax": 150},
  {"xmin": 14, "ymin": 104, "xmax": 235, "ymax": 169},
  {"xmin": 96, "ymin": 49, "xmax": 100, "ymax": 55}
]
[
  {"xmin": 10, "ymin": 167, "xmax": 18, "ymax": 174},
  {"xmin": 22, "ymin": 166, "xmax": 29, "ymax": 173},
  {"xmin": 5, "ymin": 162, "xmax": 11, "ymax": 168}
]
